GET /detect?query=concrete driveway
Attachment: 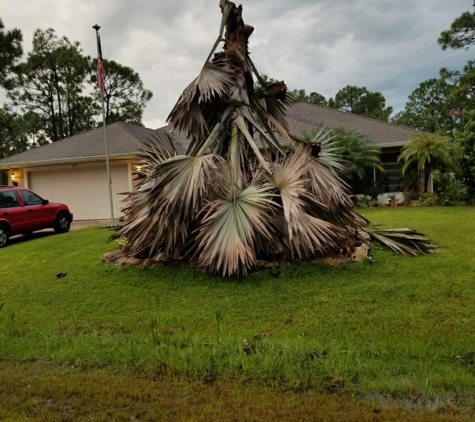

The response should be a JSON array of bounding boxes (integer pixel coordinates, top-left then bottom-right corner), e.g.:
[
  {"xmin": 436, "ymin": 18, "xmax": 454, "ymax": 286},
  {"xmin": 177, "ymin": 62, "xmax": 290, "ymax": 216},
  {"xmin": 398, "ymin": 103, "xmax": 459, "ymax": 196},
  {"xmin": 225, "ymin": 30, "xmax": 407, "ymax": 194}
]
[{"xmin": 70, "ymin": 220, "xmax": 114, "ymax": 231}]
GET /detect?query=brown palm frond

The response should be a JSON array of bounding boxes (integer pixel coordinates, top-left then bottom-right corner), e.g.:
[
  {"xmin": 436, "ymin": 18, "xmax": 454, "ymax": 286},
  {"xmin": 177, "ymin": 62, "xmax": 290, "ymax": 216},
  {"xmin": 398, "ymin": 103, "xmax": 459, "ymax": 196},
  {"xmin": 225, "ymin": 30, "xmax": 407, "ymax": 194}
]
[
  {"xmin": 267, "ymin": 147, "xmax": 343, "ymax": 257},
  {"xmin": 187, "ymin": 117, "xmax": 229, "ymax": 156},
  {"xmin": 299, "ymin": 128, "xmax": 356, "ymax": 215},
  {"xmin": 167, "ymin": 61, "xmax": 235, "ymax": 140},
  {"xmin": 260, "ymin": 96, "xmax": 289, "ymax": 131},
  {"xmin": 233, "ymin": 111, "xmax": 271, "ymax": 172},
  {"xmin": 192, "ymin": 178, "xmax": 278, "ymax": 276},
  {"xmin": 304, "ymin": 126, "xmax": 349, "ymax": 175},
  {"xmin": 116, "ymin": 152, "xmax": 223, "ymax": 258},
  {"xmin": 366, "ymin": 228, "xmax": 439, "ymax": 256},
  {"xmin": 283, "ymin": 212, "xmax": 342, "ymax": 258},
  {"xmin": 251, "ymin": 98, "xmax": 296, "ymax": 148},
  {"xmin": 238, "ymin": 105, "xmax": 285, "ymax": 154}
]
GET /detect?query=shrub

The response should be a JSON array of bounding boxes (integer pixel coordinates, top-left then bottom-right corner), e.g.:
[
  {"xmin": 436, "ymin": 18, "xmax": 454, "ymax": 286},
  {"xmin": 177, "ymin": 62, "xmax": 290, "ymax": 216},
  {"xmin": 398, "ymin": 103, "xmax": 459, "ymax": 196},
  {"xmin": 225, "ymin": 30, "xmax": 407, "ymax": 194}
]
[
  {"xmin": 362, "ymin": 180, "xmax": 386, "ymax": 200},
  {"xmin": 433, "ymin": 170, "xmax": 468, "ymax": 205},
  {"xmin": 412, "ymin": 192, "xmax": 438, "ymax": 207}
]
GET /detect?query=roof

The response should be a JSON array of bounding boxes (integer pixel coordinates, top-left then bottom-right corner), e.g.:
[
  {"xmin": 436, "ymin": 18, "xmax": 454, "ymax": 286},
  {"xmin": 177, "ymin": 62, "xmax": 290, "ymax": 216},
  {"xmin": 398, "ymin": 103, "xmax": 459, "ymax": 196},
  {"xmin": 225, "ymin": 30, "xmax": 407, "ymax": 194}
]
[
  {"xmin": 0, "ymin": 103, "xmax": 423, "ymax": 169},
  {"xmin": 152, "ymin": 124, "xmax": 188, "ymax": 155},
  {"xmin": 0, "ymin": 121, "xmax": 173, "ymax": 168},
  {"xmin": 285, "ymin": 102, "xmax": 423, "ymax": 147},
  {"xmin": 154, "ymin": 103, "xmax": 423, "ymax": 154}
]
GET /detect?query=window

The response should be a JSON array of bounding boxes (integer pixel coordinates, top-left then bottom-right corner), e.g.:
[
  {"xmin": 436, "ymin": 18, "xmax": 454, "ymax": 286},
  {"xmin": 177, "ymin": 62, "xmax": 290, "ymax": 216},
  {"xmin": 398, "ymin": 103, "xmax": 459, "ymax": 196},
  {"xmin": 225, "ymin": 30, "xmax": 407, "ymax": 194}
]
[
  {"xmin": 18, "ymin": 190, "xmax": 44, "ymax": 206},
  {"xmin": 0, "ymin": 191, "xmax": 20, "ymax": 209}
]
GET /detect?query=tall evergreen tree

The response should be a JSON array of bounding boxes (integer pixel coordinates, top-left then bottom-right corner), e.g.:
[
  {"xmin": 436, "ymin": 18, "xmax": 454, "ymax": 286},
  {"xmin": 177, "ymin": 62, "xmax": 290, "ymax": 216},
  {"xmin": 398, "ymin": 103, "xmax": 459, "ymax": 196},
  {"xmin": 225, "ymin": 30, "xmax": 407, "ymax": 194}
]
[
  {"xmin": 438, "ymin": 9, "xmax": 475, "ymax": 51},
  {"xmin": 290, "ymin": 88, "xmax": 327, "ymax": 106},
  {"xmin": 9, "ymin": 29, "xmax": 94, "ymax": 141},
  {"xmin": 0, "ymin": 18, "xmax": 23, "ymax": 90},
  {"xmin": 329, "ymin": 85, "xmax": 393, "ymax": 121},
  {"xmin": 454, "ymin": 110, "xmax": 475, "ymax": 198},
  {"xmin": 91, "ymin": 58, "xmax": 152, "ymax": 126},
  {"xmin": 391, "ymin": 78, "xmax": 455, "ymax": 134}
]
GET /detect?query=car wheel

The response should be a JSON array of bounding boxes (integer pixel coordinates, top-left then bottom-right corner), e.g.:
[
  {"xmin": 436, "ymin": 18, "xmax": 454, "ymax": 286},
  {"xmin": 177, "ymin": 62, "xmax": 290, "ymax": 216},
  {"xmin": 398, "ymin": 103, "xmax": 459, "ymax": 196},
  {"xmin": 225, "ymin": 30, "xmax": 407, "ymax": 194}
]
[
  {"xmin": 0, "ymin": 225, "xmax": 9, "ymax": 248},
  {"xmin": 54, "ymin": 213, "xmax": 71, "ymax": 234}
]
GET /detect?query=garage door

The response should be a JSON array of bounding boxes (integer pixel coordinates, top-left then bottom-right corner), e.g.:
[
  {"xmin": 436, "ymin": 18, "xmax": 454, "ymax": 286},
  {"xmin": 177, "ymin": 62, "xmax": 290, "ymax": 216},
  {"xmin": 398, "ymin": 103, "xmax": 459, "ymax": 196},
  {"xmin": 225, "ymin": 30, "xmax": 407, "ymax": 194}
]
[{"xmin": 29, "ymin": 165, "xmax": 130, "ymax": 220}]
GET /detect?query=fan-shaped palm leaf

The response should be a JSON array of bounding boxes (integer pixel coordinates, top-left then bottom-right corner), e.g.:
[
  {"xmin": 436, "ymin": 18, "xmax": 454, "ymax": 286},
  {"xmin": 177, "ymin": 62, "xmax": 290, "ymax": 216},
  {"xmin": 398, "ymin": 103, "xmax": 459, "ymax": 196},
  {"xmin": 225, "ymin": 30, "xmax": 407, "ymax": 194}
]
[
  {"xmin": 193, "ymin": 178, "xmax": 278, "ymax": 276},
  {"xmin": 167, "ymin": 62, "xmax": 235, "ymax": 140},
  {"xmin": 267, "ymin": 147, "xmax": 343, "ymax": 257},
  {"xmin": 116, "ymin": 151, "xmax": 223, "ymax": 257},
  {"xmin": 301, "ymin": 129, "xmax": 355, "ymax": 213}
]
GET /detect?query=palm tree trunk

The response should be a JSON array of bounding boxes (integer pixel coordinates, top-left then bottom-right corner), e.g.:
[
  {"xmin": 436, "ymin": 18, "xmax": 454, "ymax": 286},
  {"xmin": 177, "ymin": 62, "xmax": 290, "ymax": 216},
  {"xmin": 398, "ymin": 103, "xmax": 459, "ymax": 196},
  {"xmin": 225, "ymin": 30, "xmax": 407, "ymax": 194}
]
[
  {"xmin": 424, "ymin": 168, "xmax": 431, "ymax": 193},
  {"xmin": 222, "ymin": 2, "xmax": 254, "ymax": 66}
]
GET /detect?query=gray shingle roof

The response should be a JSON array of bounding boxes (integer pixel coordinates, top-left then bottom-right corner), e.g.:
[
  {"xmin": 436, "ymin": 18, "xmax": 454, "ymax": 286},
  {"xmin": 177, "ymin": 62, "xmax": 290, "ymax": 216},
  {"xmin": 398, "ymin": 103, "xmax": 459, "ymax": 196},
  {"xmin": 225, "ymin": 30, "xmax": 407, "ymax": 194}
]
[
  {"xmin": 0, "ymin": 122, "xmax": 168, "ymax": 168},
  {"xmin": 0, "ymin": 103, "xmax": 423, "ymax": 169},
  {"xmin": 285, "ymin": 102, "xmax": 423, "ymax": 146},
  {"xmin": 157, "ymin": 103, "xmax": 423, "ymax": 152},
  {"xmin": 152, "ymin": 125, "xmax": 188, "ymax": 155}
]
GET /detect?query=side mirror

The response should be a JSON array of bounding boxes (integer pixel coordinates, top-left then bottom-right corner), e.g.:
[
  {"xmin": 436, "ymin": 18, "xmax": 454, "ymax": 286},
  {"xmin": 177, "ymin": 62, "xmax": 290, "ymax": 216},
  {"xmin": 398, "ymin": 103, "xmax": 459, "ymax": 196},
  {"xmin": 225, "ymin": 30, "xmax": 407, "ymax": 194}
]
[{"xmin": 42, "ymin": 199, "xmax": 49, "ymax": 205}]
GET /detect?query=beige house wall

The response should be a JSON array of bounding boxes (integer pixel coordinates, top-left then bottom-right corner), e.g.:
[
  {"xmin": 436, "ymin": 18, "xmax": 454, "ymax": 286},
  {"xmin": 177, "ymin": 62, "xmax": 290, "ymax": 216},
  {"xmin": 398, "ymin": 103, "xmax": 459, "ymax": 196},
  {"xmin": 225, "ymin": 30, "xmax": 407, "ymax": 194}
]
[{"xmin": 6, "ymin": 158, "xmax": 143, "ymax": 220}]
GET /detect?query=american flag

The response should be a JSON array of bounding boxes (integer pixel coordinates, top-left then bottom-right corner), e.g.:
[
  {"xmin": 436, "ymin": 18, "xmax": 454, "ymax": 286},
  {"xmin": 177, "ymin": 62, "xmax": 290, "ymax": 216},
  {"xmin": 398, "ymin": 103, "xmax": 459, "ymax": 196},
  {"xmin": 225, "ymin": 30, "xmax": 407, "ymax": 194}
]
[{"xmin": 96, "ymin": 32, "xmax": 105, "ymax": 93}]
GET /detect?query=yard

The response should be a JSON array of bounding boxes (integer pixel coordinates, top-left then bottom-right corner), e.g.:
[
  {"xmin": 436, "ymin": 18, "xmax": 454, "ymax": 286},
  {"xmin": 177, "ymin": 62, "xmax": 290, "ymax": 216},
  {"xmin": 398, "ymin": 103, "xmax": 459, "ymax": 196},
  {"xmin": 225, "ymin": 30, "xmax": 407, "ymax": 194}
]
[{"xmin": 1, "ymin": 206, "xmax": 474, "ymax": 421}]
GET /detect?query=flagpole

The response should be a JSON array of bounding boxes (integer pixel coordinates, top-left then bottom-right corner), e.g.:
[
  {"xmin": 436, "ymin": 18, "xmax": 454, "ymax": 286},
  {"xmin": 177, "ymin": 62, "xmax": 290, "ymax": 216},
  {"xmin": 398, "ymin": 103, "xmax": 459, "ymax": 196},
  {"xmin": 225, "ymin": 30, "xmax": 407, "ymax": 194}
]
[{"xmin": 93, "ymin": 24, "xmax": 115, "ymax": 226}]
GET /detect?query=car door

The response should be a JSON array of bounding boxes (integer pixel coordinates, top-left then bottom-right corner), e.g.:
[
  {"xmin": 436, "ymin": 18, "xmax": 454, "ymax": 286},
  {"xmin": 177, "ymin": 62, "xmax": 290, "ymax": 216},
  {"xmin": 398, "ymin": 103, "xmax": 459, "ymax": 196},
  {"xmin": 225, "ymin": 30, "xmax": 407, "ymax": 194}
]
[
  {"xmin": 17, "ymin": 189, "xmax": 54, "ymax": 232},
  {"xmin": 0, "ymin": 190, "xmax": 30, "ymax": 235}
]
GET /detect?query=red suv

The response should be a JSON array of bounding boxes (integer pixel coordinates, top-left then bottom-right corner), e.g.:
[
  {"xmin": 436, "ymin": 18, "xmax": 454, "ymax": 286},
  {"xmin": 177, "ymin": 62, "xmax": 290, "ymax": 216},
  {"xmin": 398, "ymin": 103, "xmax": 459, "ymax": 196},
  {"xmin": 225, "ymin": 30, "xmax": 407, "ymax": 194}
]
[{"xmin": 0, "ymin": 186, "xmax": 73, "ymax": 247}]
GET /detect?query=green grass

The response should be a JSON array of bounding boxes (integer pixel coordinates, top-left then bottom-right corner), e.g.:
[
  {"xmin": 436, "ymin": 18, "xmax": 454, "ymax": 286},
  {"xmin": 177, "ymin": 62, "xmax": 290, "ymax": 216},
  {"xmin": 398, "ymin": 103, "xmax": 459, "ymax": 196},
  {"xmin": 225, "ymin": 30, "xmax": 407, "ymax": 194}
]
[{"xmin": 1, "ymin": 206, "xmax": 475, "ymax": 421}]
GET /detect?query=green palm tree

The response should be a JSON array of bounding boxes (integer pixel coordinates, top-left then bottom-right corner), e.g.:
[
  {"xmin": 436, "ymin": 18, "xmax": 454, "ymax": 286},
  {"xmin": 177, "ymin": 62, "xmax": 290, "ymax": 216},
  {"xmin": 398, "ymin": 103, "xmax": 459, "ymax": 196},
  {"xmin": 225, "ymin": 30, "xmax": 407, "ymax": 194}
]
[
  {"xmin": 114, "ymin": 1, "xmax": 436, "ymax": 276},
  {"xmin": 398, "ymin": 133, "xmax": 459, "ymax": 193},
  {"xmin": 331, "ymin": 129, "xmax": 384, "ymax": 180}
]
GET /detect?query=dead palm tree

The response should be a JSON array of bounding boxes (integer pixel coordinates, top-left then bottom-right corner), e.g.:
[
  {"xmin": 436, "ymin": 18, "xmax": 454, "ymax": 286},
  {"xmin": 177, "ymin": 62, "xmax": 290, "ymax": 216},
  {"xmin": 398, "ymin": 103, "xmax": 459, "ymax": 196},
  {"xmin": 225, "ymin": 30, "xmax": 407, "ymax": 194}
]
[{"xmin": 114, "ymin": 1, "xmax": 437, "ymax": 276}]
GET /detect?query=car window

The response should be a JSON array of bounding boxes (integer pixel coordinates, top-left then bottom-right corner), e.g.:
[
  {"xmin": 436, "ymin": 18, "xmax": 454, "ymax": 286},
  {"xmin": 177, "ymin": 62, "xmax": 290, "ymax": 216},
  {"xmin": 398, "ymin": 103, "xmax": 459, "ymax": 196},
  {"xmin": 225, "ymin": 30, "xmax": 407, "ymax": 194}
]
[
  {"xmin": 0, "ymin": 191, "xmax": 21, "ymax": 209},
  {"xmin": 18, "ymin": 190, "xmax": 44, "ymax": 206}
]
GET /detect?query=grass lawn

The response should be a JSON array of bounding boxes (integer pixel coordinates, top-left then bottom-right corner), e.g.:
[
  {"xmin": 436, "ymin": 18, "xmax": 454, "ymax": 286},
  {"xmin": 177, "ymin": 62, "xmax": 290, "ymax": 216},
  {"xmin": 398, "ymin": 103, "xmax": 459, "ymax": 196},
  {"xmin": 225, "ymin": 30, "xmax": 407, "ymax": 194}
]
[{"xmin": 1, "ymin": 206, "xmax": 474, "ymax": 421}]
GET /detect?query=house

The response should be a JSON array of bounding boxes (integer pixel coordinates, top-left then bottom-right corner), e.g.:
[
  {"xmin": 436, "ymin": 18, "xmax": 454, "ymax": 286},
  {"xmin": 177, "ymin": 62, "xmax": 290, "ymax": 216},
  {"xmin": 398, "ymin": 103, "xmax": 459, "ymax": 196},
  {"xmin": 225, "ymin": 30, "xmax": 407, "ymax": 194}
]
[
  {"xmin": 0, "ymin": 122, "xmax": 178, "ymax": 220},
  {"xmin": 0, "ymin": 103, "xmax": 422, "ymax": 220},
  {"xmin": 284, "ymin": 102, "xmax": 423, "ymax": 192}
]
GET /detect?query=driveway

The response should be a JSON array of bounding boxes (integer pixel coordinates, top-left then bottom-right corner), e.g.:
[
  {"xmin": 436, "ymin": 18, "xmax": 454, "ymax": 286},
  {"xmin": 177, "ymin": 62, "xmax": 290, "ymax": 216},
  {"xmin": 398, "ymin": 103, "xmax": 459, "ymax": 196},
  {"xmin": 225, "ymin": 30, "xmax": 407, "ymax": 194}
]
[{"xmin": 70, "ymin": 220, "xmax": 113, "ymax": 231}]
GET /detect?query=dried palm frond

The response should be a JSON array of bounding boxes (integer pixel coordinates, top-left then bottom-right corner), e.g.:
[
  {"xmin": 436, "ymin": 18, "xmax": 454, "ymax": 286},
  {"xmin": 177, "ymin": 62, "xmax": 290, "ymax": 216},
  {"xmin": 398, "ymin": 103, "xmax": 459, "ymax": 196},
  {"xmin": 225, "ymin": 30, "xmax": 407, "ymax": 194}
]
[
  {"xmin": 366, "ymin": 228, "xmax": 439, "ymax": 256},
  {"xmin": 296, "ymin": 128, "xmax": 362, "ymax": 225},
  {"xmin": 267, "ymin": 147, "xmax": 343, "ymax": 257},
  {"xmin": 167, "ymin": 61, "xmax": 235, "ymax": 140},
  {"xmin": 116, "ymin": 151, "xmax": 223, "ymax": 258},
  {"xmin": 304, "ymin": 126, "xmax": 349, "ymax": 175},
  {"xmin": 251, "ymin": 98, "xmax": 296, "ymax": 148},
  {"xmin": 192, "ymin": 178, "xmax": 277, "ymax": 276},
  {"xmin": 233, "ymin": 111, "xmax": 271, "ymax": 172},
  {"xmin": 238, "ymin": 105, "xmax": 286, "ymax": 154}
]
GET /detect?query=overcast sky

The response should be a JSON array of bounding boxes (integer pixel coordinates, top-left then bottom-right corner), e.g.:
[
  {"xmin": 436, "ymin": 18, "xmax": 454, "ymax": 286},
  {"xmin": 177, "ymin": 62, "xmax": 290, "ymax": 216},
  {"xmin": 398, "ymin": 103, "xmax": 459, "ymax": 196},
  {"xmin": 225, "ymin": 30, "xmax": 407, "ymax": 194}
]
[{"xmin": 1, "ymin": 0, "xmax": 473, "ymax": 129}]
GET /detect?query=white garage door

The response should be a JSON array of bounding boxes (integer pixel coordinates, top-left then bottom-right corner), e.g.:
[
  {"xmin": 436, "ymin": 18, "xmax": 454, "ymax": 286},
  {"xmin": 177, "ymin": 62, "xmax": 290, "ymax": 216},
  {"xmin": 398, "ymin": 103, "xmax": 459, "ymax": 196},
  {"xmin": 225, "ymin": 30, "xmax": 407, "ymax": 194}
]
[{"xmin": 29, "ymin": 165, "xmax": 130, "ymax": 220}]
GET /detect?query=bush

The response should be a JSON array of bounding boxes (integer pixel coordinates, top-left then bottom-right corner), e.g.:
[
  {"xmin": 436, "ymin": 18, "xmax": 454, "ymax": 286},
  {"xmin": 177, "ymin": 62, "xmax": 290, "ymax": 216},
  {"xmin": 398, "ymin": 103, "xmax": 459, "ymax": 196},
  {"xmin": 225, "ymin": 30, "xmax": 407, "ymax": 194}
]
[
  {"xmin": 433, "ymin": 170, "xmax": 468, "ymax": 205},
  {"xmin": 362, "ymin": 180, "xmax": 386, "ymax": 200},
  {"xmin": 355, "ymin": 196, "xmax": 382, "ymax": 208},
  {"xmin": 411, "ymin": 192, "xmax": 438, "ymax": 207}
]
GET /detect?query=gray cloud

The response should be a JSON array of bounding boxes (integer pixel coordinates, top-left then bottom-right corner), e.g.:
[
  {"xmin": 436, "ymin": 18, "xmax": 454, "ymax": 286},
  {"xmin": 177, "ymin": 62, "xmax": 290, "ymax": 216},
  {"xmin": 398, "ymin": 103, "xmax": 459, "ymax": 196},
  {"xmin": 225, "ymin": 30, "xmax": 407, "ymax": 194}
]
[{"xmin": 1, "ymin": 0, "xmax": 472, "ymax": 128}]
